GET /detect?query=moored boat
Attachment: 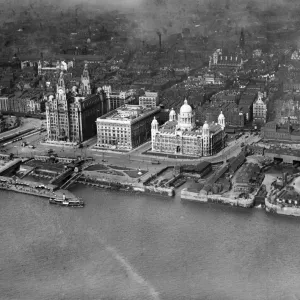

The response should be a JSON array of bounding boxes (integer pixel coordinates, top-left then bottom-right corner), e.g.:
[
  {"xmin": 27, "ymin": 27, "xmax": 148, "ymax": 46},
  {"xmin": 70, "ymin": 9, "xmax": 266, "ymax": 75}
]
[{"xmin": 49, "ymin": 193, "xmax": 84, "ymax": 207}]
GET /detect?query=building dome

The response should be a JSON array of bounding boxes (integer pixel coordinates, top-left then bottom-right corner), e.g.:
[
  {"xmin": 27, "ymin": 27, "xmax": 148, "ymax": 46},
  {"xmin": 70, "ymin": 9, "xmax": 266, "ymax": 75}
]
[
  {"xmin": 180, "ymin": 99, "xmax": 192, "ymax": 114},
  {"xmin": 169, "ymin": 108, "xmax": 176, "ymax": 116},
  {"xmin": 151, "ymin": 116, "xmax": 158, "ymax": 126},
  {"xmin": 202, "ymin": 120, "xmax": 209, "ymax": 130},
  {"xmin": 169, "ymin": 108, "xmax": 176, "ymax": 121},
  {"xmin": 218, "ymin": 111, "xmax": 225, "ymax": 120}
]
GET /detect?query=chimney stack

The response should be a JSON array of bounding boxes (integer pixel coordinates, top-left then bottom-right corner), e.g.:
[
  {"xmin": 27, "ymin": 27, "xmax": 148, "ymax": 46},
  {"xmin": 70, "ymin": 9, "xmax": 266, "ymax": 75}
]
[{"xmin": 159, "ymin": 33, "xmax": 162, "ymax": 51}]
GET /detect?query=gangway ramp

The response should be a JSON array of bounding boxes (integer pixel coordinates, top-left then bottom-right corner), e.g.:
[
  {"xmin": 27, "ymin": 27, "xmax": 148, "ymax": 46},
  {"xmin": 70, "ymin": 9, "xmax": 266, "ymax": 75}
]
[{"xmin": 60, "ymin": 173, "xmax": 82, "ymax": 189}]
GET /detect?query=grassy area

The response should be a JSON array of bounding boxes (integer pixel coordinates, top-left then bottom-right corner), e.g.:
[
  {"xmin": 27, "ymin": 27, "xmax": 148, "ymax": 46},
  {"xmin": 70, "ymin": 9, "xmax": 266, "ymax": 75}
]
[
  {"xmin": 97, "ymin": 170, "xmax": 125, "ymax": 176},
  {"xmin": 109, "ymin": 165, "xmax": 133, "ymax": 171},
  {"xmin": 124, "ymin": 170, "xmax": 148, "ymax": 178},
  {"xmin": 85, "ymin": 164, "xmax": 108, "ymax": 171}
]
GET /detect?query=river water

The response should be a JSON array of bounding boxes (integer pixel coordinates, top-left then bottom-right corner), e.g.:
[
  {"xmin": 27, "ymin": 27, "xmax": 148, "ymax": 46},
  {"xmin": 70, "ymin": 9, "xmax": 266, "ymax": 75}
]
[{"xmin": 1, "ymin": 185, "xmax": 300, "ymax": 300}]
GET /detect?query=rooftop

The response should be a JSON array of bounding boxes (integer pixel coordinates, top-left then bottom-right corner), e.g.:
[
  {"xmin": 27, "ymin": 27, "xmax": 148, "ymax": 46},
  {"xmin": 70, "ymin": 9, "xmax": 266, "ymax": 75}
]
[
  {"xmin": 265, "ymin": 147, "xmax": 300, "ymax": 156},
  {"xmin": 235, "ymin": 163, "xmax": 260, "ymax": 184},
  {"xmin": 98, "ymin": 105, "xmax": 160, "ymax": 123},
  {"xmin": 159, "ymin": 119, "xmax": 222, "ymax": 136}
]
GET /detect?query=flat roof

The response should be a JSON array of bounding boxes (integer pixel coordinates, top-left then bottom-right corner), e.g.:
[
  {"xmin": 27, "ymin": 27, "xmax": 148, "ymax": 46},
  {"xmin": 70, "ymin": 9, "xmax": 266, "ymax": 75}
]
[{"xmin": 97, "ymin": 105, "xmax": 160, "ymax": 124}]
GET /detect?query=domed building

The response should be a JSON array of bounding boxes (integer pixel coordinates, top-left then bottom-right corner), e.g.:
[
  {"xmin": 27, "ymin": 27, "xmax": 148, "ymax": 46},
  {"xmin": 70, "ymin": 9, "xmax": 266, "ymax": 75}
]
[{"xmin": 151, "ymin": 99, "xmax": 225, "ymax": 157}]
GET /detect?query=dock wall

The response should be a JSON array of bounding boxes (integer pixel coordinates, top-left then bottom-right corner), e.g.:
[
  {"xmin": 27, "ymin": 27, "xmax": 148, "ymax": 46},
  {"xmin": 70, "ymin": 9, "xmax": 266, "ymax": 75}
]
[
  {"xmin": 181, "ymin": 188, "xmax": 254, "ymax": 208},
  {"xmin": 77, "ymin": 175, "xmax": 175, "ymax": 197},
  {"xmin": 265, "ymin": 197, "xmax": 300, "ymax": 216}
]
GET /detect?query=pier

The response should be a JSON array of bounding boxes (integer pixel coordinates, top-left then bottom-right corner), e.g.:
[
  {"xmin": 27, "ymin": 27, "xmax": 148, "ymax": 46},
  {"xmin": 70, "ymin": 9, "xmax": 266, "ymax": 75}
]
[{"xmin": 0, "ymin": 175, "xmax": 82, "ymax": 204}]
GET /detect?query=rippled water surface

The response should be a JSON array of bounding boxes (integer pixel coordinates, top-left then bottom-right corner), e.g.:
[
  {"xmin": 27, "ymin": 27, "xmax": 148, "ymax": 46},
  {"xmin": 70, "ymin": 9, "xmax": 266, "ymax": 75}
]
[{"xmin": 1, "ymin": 185, "xmax": 300, "ymax": 300}]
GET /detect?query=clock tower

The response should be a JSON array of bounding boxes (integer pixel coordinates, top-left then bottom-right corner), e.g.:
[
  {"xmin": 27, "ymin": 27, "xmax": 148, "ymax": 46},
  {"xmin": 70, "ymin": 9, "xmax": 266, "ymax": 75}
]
[
  {"xmin": 55, "ymin": 71, "xmax": 70, "ymax": 142},
  {"xmin": 81, "ymin": 64, "xmax": 91, "ymax": 96},
  {"xmin": 56, "ymin": 71, "xmax": 67, "ymax": 103}
]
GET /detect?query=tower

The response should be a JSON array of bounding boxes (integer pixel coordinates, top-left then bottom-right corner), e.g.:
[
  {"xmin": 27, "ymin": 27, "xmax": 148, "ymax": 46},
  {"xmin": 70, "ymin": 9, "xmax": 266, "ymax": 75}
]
[
  {"xmin": 202, "ymin": 121, "xmax": 210, "ymax": 156},
  {"xmin": 178, "ymin": 99, "xmax": 195, "ymax": 131},
  {"xmin": 57, "ymin": 71, "xmax": 65, "ymax": 92},
  {"xmin": 38, "ymin": 60, "xmax": 42, "ymax": 75},
  {"xmin": 169, "ymin": 108, "xmax": 176, "ymax": 121},
  {"xmin": 213, "ymin": 51, "xmax": 218, "ymax": 65},
  {"xmin": 218, "ymin": 111, "xmax": 225, "ymax": 130},
  {"xmin": 151, "ymin": 116, "xmax": 158, "ymax": 150},
  {"xmin": 239, "ymin": 28, "xmax": 245, "ymax": 49},
  {"xmin": 81, "ymin": 64, "xmax": 91, "ymax": 96},
  {"xmin": 56, "ymin": 72, "xmax": 67, "ymax": 103}
]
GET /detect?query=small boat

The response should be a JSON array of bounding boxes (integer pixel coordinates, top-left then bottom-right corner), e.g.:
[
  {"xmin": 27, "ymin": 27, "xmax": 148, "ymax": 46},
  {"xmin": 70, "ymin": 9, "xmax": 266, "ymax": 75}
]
[{"xmin": 49, "ymin": 193, "xmax": 84, "ymax": 207}]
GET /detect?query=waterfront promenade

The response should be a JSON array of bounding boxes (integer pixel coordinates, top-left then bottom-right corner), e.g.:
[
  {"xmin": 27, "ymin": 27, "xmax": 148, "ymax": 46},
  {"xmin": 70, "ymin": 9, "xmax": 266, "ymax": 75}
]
[{"xmin": 7, "ymin": 134, "xmax": 260, "ymax": 177}]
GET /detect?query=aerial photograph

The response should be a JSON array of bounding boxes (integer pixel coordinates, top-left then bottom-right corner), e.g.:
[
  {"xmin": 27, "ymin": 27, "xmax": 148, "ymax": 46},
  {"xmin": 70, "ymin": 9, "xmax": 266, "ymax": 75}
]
[{"xmin": 2, "ymin": 0, "xmax": 300, "ymax": 299}]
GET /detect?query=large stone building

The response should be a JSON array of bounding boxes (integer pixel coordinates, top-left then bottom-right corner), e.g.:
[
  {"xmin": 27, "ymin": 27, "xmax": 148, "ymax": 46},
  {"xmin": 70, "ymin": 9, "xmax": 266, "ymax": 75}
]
[
  {"xmin": 0, "ymin": 95, "xmax": 10, "ymax": 112},
  {"xmin": 253, "ymin": 91, "xmax": 268, "ymax": 125},
  {"xmin": 45, "ymin": 71, "xmax": 108, "ymax": 145},
  {"xmin": 203, "ymin": 102, "xmax": 245, "ymax": 128},
  {"xmin": 221, "ymin": 102, "xmax": 245, "ymax": 127},
  {"xmin": 261, "ymin": 118, "xmax": 300, "ymax": 142},
  {"xmin": 151, "ymin": 99, "xmax": 225, "ymax": 157},
  {"xmin": 279, "ymin": 94, "xmax": 300, "ymax": 125},
  {"xmin": 38, "ymin": 60, "xmax": 72, "ymax": 76},
  {"xmin": 239, "ymin": 92, "xmax": 256, "ymax": 123},
  {"xmin": 102, "ymin": 85, "xmax": 136, "ymax": 110},
  {"xmin": 96, "ymin": 105, "xmax": 160, "ymax": 151},
  {"xmin": 209, "ymin": 49, "xmax": 243, "ymax": 71},
  {"xmin": 139, "ymin": 91, "xmax": 158, "ymax": 108}
]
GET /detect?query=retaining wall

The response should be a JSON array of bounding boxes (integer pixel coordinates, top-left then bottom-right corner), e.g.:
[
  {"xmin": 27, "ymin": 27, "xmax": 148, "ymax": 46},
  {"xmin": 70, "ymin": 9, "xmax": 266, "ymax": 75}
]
[
  {"xmin": 181, "ymin": 188, "xmax": 254, "ymax": 208},
  {"xmin": 265, "ymin": 197, "xmax": 300, "ymax": 217}
]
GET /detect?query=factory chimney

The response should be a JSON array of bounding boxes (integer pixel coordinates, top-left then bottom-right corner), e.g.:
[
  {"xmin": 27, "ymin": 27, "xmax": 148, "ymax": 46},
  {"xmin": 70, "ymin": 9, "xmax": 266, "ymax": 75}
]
[{"xmin": 157, "ymin": 31, "xmax": 162, "ymax": 51}]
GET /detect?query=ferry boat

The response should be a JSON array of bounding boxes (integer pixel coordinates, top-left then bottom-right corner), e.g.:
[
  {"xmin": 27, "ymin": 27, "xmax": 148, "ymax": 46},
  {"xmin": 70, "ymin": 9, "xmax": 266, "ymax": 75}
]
[{"xmin": 49, "ymin": 193, "xmax": 84, "ymax": 207}]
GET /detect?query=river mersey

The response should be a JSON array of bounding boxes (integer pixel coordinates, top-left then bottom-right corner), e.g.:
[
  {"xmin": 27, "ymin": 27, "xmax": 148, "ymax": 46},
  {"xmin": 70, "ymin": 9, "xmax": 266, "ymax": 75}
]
[{"xmin": 1, "ymin": 185, "xmax": 300, "ymax": 300}]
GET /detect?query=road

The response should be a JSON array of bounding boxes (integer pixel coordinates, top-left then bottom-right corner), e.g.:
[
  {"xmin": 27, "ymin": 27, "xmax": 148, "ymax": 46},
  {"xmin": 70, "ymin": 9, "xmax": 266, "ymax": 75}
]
[
  {"xmin": 0, "ymin": 118, "xmax": 43, "ymax": 140},
  {"xmin": 0, "ymin": 118, "xmax": 261, "ymax": 171}
]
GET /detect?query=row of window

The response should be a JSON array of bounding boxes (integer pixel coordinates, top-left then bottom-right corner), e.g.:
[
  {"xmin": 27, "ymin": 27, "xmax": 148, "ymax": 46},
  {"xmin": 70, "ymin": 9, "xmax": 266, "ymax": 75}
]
[{"xmin": 98, "ymin": 140, "xmax": 130, "ymax": 145}]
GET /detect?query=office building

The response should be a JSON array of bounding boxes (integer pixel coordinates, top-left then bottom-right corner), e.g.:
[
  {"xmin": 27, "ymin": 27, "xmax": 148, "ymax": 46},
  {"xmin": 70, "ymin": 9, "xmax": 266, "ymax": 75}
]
[
  {"xmin": 45, "ymin": 72, "xmax": 108, "ymax": 144},
  {"xmin": 151, "ymin": 99, "xmax": 225, "ymax": 157},
  {"xmin": 139, "ymin": 91, "xmax": 158, "ymax": 108},
  {"xmin": 96, "ymin": 105, "xmax": 160, "ymax": 150}
]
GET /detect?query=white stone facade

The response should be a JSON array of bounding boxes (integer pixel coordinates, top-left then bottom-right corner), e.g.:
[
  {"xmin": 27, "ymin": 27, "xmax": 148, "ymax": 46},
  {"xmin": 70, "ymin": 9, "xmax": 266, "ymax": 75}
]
[
  {"xmin": 151, "ymin": 99, "xmax": 225, "ymax": 157},
  {"xmin": 139, "ymin": 91, "xmax": 158, "ymax": 108},
  {"xmin": 253, "ymin": 91, "xmax": 267, "ymax": 124},
  {"xmin": 96, "ymin": 105, "xmax": 160, "ymax": 151}
]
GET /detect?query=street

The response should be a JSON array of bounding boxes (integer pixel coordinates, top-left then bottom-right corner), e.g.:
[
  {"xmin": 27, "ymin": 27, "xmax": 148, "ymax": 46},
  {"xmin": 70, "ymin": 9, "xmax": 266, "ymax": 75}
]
[{"xmin": 0, "ymin": 118, "xmax": 261, "ymax": 171}]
